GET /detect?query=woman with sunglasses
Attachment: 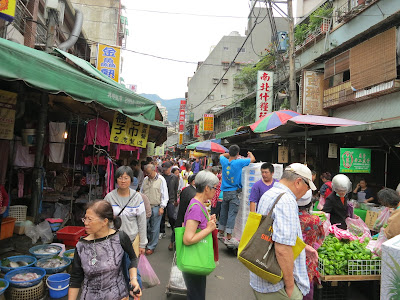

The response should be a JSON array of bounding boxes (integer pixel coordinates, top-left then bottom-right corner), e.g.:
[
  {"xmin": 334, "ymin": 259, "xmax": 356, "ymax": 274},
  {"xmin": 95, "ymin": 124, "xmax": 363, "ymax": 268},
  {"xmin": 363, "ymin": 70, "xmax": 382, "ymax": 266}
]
[{"xmin": 69, "ymin": 200, "xmax": 141, "ymax": 300}]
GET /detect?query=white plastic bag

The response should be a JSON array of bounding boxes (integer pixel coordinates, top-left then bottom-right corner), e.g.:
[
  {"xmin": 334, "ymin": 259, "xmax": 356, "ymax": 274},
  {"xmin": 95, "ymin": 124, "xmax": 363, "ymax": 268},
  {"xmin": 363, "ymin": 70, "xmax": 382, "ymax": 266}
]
[
  {"xmin": 25, "ymin": 222, "xmax": 39, "ymax": 244},
  {"xmin": 36, "ymin": 220, "xmax": 53, "ymax": 243}
]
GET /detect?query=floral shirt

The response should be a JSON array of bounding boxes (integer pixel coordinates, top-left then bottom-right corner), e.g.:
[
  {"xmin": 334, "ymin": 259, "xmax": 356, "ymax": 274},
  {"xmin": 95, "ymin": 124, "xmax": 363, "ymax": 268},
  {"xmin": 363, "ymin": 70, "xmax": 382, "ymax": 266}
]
[
  {"xmin": 211, "ymin": 174, "xmax": 222, "ymax": 208},
  {"xmin": 298, "ymin": 209, "xmax": 325, "ymax": 283}
]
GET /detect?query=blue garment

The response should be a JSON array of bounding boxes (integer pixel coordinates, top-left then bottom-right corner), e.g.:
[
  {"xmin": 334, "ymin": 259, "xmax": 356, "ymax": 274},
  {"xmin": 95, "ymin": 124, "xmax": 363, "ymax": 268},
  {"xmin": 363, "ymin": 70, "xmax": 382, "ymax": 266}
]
[
  {"xmin": 219, "ymin": 156, "xmax": 251, "ymax": 191},
  {"xmin": 146, "ymin": 206, "xmax": 163, "ymax": 250},
  {"xmin": 250, "ymin": 182, "xmax": 310, "ymax": 296},
  {"xmin": 218, "ymin": 190, "xmax": 240, "ymax": 233},
  {"xmin": 192, "ymin": 162, "xmax": 201, "ymax": 174}
]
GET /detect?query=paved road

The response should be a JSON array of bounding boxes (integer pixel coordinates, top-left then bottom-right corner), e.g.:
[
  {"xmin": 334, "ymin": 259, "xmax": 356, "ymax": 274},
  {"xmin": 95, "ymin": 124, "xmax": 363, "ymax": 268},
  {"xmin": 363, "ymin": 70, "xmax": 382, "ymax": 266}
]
[{"xmin": 143, "ymin": 230, "xmax": 255, "ymax": 300}]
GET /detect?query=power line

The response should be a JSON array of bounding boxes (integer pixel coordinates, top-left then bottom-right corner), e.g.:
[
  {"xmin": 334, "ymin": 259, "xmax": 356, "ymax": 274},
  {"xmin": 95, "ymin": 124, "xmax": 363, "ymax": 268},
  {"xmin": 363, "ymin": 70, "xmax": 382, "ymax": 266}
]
[
  {"xmin": 190, "ymin": 1, "xmax": 263, "ymax": 110},
  {"xmin": 71, "ymin": 3, "xmax": 247, "ymax": 19}
]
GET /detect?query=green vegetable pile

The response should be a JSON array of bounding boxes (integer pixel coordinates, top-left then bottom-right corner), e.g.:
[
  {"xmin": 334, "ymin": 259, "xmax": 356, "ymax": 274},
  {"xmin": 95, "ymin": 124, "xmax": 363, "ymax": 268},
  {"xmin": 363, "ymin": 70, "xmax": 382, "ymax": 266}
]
[
  {"xmin": 312, "ymin": 212, "xmax": 327, "ymax": 222},
  {"xmin": 318, "ymin": 235, "xmax": 379, "ymax": 275}
]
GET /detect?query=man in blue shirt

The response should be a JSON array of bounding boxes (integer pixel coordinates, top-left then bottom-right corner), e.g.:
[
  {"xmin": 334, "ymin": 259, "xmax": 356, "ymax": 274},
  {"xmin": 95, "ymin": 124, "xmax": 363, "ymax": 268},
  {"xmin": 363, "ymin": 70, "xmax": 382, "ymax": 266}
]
[
  {"xmin": 218, "ymin": 145, "xmax": 255, "ymax": 246},
  {"xmin": 191, "ymin": 158, "xmax": 202, "ymax": 174}
]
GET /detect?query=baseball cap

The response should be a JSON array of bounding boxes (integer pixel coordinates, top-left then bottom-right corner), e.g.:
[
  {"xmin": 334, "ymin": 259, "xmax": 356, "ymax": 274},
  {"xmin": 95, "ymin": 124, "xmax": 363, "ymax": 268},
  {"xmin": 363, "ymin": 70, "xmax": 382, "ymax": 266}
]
[
  {"xmin": 297, "ymin": 190, "xmax": 312, "ymax": 206},
  {"xmin": 285, "ymin": 163, "xmax": 317, "ymax": 191}
]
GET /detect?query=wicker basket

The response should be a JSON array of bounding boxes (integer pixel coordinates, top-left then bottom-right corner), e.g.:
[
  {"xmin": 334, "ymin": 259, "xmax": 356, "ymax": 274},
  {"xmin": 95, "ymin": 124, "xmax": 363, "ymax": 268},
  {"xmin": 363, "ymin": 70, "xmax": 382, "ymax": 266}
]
[
  {"xmin": 8, "ymin": 205, "xmax": 27, "ymax": 222},
  {"xmin": 6, "ymin": 280, "xmax": 44, "ymax": 300}
]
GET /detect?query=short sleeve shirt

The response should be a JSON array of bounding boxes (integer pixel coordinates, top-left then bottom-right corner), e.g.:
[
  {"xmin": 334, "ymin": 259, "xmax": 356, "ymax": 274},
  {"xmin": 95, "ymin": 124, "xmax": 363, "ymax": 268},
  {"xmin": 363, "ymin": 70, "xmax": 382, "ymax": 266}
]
[
  {"xmin": 184, "ymin": 199, "xmax": 208, "ymax": 230},
  {"xmin": 249, "ymin": 179, "xmax": 278, "ymax": 205},
  {"xmin": 220, "ymin": 156, "xmax": 251, "ymax": 191}
]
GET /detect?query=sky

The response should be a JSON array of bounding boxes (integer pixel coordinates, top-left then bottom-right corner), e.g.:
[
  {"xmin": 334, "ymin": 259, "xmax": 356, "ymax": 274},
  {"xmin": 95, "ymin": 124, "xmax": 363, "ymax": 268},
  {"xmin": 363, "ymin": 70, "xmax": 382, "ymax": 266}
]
[{"xmin": 120, "ymin": 0, "xmax": 253, "ymax": 100}]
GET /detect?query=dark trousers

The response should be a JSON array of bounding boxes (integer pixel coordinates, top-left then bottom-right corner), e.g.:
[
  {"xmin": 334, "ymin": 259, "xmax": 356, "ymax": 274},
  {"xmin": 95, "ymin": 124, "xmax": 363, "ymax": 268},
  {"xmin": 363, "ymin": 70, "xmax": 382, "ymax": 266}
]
[
  {"xmin": 210, "ymin": 201, "xmax": 222, "ymax": 221},
  {"xmin": 160, "ymin": 202, "xmax": 176, "ymax": 242},
  {"xmin": 182, "ymin": 272, "xmax": 206, "ymax": 300}
]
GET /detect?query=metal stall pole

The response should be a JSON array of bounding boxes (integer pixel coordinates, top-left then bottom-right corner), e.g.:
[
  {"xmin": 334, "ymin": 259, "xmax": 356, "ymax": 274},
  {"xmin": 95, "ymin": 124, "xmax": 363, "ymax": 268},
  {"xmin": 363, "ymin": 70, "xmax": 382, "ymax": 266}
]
[
  {"xmin": 88, "ymin": 115, "xmax": 99, "ymax": 202},
  {"xmin": 70, "ymin": 115, "xmax": 79, "ymax": 224}
]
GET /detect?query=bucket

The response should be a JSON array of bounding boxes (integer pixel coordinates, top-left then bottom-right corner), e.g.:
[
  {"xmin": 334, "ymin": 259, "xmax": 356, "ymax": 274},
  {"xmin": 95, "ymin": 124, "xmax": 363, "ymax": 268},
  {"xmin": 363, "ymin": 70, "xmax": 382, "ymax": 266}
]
[
  {"xmin": 46, "ymin": 273, "xmax": 70, "ymax": 299},
  {"xmin": 21, "ymin": 129, "xmax": 36, "ymax": 147}
]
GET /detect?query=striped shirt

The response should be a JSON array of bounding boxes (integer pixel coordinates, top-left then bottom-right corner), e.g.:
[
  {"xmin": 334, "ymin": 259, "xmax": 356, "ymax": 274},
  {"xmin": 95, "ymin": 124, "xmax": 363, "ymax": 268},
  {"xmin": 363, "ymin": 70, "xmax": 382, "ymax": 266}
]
[{"xmin": 249, "ymin": 182, "xmax": 310, "ymax": 296}]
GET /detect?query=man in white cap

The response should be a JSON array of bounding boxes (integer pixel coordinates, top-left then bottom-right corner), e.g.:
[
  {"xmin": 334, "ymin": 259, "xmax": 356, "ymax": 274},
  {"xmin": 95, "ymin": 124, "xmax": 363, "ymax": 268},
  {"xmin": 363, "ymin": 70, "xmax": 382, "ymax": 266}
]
[{"xmin": 249, "ymin": 163, "xmax": 318, "ymax": 300}]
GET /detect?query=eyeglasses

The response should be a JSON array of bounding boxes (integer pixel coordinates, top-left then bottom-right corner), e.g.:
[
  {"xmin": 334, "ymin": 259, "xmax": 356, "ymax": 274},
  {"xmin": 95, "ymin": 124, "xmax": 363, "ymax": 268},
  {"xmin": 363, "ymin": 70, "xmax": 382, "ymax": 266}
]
[
  {"xmin": 301, "ymin": 178, "xmax": 310, "ymax": 189},
  {"xmin": 117, "ymin": 176, "xmax": 131, "ymax": 182},
  {"xmin": 82, "ymin": 217, "xmax": 99, "ymax": 224}
]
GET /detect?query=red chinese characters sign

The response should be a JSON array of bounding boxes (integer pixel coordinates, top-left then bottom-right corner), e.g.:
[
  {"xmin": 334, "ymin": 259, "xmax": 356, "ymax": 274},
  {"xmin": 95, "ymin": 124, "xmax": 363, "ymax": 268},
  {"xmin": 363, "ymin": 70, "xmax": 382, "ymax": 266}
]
[
  {"xmin": 194, "ymin": 124, "xmax": 199, "ymax": 138},
  {"xmin": 179, "ymin": 100, "xmax": 186, "ymax": 132},
  {"xmin": 256, "ymin": 71, "xmax": 273, "ymax": 121}
]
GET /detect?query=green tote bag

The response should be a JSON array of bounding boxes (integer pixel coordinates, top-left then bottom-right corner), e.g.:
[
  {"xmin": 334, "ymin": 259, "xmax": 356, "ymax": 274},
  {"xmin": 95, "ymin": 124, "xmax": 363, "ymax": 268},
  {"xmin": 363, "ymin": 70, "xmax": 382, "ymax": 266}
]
[{"xmin": 175, "ymin": 202, "xmax": 216, "ymax": 276}]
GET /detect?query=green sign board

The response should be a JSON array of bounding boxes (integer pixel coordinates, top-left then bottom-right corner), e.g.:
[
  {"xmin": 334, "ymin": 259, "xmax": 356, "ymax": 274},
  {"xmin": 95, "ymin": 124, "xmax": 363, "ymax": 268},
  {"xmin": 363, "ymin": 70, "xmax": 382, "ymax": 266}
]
[{"xmin": 339, "ymin": 148, "xmax": 371, "ymax": 173}]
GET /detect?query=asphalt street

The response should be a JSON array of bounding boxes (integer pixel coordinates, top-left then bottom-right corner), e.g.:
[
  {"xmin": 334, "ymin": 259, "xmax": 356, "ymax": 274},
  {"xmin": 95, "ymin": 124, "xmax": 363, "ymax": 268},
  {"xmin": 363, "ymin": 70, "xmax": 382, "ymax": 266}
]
[{"xmin": 143, "ymin": 230, "xmax": 255, "ymax": 300}]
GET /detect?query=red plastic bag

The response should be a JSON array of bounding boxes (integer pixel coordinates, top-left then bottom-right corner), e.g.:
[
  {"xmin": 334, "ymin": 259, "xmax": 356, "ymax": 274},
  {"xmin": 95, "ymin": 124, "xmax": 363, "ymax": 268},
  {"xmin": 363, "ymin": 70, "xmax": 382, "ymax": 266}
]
[
  {"xmin": 329, "ymin": 224, "xmax": 357, "ymax": 241},
  {"xmin": 345, "ymin": 216, "xmax": 371, "ymax": 243},
  {"xmin": 373, "ymin": 207, "xmax": 390, "ymax": 232},
  {"xmin": 317, "ymin": 195, "xmax": 326, "ymax": 211},
  {"xmin": 137, "ymin": 255, "xmax": 160, "ymax": 289}
]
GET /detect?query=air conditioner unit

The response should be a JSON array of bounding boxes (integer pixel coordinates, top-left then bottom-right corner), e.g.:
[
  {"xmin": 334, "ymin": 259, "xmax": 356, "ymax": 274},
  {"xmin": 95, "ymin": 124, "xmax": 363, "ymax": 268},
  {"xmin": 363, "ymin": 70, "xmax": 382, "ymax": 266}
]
[
  {"xmin": 44, "ymin": 0, "xmax": 65, "ymax": 24},
  {"xmin": 45, "ymin": 0, "xmax": 58, "ymax": 10}
]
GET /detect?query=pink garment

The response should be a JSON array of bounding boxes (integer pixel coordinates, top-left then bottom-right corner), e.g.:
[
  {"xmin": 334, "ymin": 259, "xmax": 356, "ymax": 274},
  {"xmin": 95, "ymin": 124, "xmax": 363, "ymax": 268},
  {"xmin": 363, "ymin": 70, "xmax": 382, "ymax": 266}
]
[
  {"xmin": 105, "ymin": 158, "xmax": 115, "ymax": 194},
  {"xmin": 18, "ymin": 171, "xmax": 24, "ymax": 198},
  {"xmin": 83, "ymin": 118, "xmax": 110, "ymax": 150},
  {"xmin": 115, "ymin": 144, "xmax": 142, "ymax": 159}
]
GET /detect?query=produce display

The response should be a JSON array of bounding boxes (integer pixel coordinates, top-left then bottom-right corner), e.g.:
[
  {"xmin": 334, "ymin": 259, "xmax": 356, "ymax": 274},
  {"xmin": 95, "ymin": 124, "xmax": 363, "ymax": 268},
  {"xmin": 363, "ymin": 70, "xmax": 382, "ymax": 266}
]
[
  {"xmin": 11, "ymin": 272, "xmax": 40, "ymax": 282},
  {"xmin": 36, "ymin": 256, "xmax": 68, "ymax": 269},
  {"xmin": 318, "ymin": 234, "xmax": 380, "ymax": 276},
  {"xmin": 1, "ymin": 259, "xmax": 28, "ymax": 268},
  {"xmin": 64, "ymin": 252, "xmax": 74, "ymax": 259}
]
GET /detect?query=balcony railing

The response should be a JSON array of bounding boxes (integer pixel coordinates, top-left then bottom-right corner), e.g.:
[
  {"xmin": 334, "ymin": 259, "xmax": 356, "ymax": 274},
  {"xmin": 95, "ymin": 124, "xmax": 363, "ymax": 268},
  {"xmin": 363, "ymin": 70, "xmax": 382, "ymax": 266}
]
[
  {"xmin": 295, "ymin": 19, "xmax": 331, "ymax": 52},
  {"xmin": 335, "ymin": 0, "xmax": 379, "ymax": 25},
  {"xmin": 13, "ymin": 0, "xmax": 33, "ymax": 35},
  {"xmin": 323, "ymin": 81, "xmax": 355, "ymax": 108},
  {"xmin": 35, "ymin": 20, "xmax": 47, "ymax": 47}
]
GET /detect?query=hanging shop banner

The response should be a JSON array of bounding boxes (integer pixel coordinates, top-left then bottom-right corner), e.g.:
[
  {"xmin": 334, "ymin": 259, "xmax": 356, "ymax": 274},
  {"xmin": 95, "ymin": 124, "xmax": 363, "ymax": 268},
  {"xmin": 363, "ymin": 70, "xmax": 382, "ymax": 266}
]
[
  {"xmin": 328, "ymin": 143, "xmax": 338, "ymax": 158},
  {"xmin": 179, "ymin": 100, "xmax": 186, "ymax": 132},
  {"xmin": 302, "ymin": 70, "xmax": 328, "ymax": 116},
  {"xmin": 194, "ymin": 124, "xmax": 200, "ymax": 138},
  {"xmin": 256, "ymin": 71, "xmax": 273, "ymax": 120},
  {"xmin": 203, "ymin": 114, "xmax": 214, "ymax": 131},
  {"xmin": 0, "ymin": 0, "xmax": 17, "ymax": 22},
  {"xmin": 147, "ymin": 142, "xmax": 155, "ymax": 156},
  {"xmin": 97, "ymin": 43, "xmax": 121, "ymax": 83},
  {"xmin": 278, "ymin": 146, "xmax": 289, "ymax": 163},
  {"xmin": 340, "ymin": 148, "xmax": 371, "ymax": 173},
  {"xmin": 0, "ymin": 90, "xmax": 17, "ymax": 140},
  {"xmin": 110, "ymin": 112, "xmax": 150, "ymax": 148},
  {"xmin": 178, "ymin": 133, "xmax": 183, "ymax": 145}
]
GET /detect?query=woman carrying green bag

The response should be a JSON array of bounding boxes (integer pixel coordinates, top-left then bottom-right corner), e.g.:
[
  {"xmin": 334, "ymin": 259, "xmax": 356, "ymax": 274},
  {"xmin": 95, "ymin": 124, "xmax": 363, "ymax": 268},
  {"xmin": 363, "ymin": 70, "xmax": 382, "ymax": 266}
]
[{"xmin": 180, "ymin": 170, "xmax": 219, "ymax": 300}]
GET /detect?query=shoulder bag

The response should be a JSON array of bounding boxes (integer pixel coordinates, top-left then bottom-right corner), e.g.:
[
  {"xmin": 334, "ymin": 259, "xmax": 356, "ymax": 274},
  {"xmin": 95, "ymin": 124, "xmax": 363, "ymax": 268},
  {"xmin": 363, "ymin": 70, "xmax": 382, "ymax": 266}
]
[
  {"xmin": 238, "ymin": 193, "xmax": 305, "ymax": 284},
  {"xmin": 174, "ymin": 202, "xmax": 216, "ymax": 275}
]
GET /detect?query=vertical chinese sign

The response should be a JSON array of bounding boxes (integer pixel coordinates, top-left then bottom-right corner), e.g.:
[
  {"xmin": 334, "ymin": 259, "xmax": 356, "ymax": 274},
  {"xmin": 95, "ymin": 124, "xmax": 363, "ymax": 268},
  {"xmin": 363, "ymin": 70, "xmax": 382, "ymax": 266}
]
[
  {"xmin": 178, "ymin": 133, "xmax": 183, "ymax": 145},
  {"xmin": 178, "ymin": 100, "xmax": 186, "ymax": 132},
  {"xmin": 193, "ymin": 124, "xmax": 200, "ymax": 138},
  {"xmin": 256, "ymin": 71, "xmax": 273, "ymax": 121},
  {"xmin": 0, "ymin": 90, "xmax": 17, "ymax": 139},
  {"xmin": 203, "ymin": 114, "xmax": 214, "ymax": 131},
  {"xmin": 97, "ymin": 43, "xmax": 121, "ymax": 83},
  {"xmin": 302, "ymin": 70, "xmax": 328, "ymax": 116},
  {"xmin": 110, "ymin": 112, "xmax": 150, "ymax": 148},
  {"xmin": 0, "ymin": 0, "xmax": 16, "ymax": 22}
]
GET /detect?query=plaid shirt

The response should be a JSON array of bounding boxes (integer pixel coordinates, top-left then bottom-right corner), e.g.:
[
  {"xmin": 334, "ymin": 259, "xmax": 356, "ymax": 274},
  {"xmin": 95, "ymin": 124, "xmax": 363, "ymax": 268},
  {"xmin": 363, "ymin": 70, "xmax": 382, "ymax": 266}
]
[{"xmin": 249, "ymin": 182, "xmax": 310, "ymax": 296}]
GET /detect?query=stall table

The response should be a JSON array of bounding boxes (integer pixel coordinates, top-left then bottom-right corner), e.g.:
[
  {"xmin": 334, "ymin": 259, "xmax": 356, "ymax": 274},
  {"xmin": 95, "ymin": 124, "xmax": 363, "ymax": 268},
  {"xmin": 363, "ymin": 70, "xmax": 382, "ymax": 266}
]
[{"xmin": 313, "ymin": 201, "xmax": 368, "ymax": 221}]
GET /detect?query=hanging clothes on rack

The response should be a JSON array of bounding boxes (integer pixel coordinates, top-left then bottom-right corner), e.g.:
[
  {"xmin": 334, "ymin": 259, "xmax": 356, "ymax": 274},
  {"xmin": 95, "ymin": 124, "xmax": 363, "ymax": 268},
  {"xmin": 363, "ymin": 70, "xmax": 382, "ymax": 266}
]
[
  {"xmin": 114, "ymin": 144, "xmax": 142, "ymax": 160},
  {"xmin": 49, "ymin": 122, "xmax": 66, "ymax": 163},
  {"xmin": 105, "ymin": 158, "xmax": 117, "ymax": 195},
  {"xmin": 82, "ymin": 118, "xmax": 110, "ymax": 150},
  {"xmin": 14, "ymin": 138, "xmax": 35, "ymax": 168},
  {"xmin": 18, "ymin": 170, "xmax": 24, "ymax": 198}
]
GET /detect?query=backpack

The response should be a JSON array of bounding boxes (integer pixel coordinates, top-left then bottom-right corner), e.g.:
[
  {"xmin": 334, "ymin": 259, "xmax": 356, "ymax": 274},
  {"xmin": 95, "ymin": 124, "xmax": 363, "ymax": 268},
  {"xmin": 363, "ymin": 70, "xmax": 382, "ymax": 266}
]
[{"xmin": 324, "ymin": 181, "xmax": 333, "ymax": 198}]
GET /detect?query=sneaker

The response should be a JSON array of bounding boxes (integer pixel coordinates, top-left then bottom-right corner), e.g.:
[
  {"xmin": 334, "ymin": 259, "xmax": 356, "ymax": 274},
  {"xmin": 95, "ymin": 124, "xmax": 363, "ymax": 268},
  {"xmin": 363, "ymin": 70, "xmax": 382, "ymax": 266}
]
[
  {"xmin": 224, "ymin": 238, "xmax": 239, "ymax": 248},
  {"xmin": 166, "ymin": 222, "xmax": 171, "ymax": 228},
  {"xmin": 162, "ymin": 233, "xmax": 167, "ymax": 238},
  {"xmin": 217, "ymin": 232, "xmax": 225, "ymax": 239},
  {"xmin": 159, "ymin": 233, "xmax": 164, "ymax": 240}
]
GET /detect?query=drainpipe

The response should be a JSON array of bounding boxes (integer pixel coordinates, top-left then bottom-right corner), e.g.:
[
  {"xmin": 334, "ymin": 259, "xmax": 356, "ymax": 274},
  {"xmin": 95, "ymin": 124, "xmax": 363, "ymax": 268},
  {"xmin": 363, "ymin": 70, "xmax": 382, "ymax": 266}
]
[{"xmin": 58, "ymin": 9, "xmax": 83, "ymax": 51}]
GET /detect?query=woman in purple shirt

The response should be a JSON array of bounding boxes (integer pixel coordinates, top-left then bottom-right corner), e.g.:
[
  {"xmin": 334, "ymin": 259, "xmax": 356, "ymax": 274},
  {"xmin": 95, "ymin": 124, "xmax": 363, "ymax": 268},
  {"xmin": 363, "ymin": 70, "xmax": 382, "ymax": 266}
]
[{"xmin": 183, "ymin": 170, "xmax": 219, "ymax": 300}]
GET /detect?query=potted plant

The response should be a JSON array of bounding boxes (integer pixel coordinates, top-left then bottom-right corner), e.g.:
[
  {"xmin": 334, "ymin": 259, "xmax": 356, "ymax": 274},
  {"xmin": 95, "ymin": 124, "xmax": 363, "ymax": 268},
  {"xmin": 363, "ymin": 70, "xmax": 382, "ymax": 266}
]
[
  {"xmin": 309, "ymin": 6, "xmax": 334, "ymax": 33},
  {"xmin": 294, "ymin": 23, "xmax": 308, "ymax": 46}
]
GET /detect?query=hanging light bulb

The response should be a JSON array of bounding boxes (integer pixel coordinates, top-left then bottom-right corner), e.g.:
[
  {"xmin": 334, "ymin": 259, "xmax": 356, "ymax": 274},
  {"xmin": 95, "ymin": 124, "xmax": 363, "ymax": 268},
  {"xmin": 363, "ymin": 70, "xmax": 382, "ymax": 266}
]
[{"xmin": 63, "ymin": 131, "xmax": 68, "ymax": 139}]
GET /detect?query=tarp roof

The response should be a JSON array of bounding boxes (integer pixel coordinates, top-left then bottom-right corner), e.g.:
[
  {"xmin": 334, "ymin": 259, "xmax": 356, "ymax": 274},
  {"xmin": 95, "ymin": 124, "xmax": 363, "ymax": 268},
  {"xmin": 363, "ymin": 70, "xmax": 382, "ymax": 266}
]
[{"xmin": 0, "ymin": 38, "xmax": 164, "ymax": 127}]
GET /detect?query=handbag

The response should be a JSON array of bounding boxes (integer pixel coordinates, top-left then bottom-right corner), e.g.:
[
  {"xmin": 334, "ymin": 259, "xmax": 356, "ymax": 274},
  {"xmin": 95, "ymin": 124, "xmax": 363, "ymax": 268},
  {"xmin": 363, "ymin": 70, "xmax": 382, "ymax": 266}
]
[
  {"xmin": 238, "ymin": 193, "xmax": 305, "ymax": 284},
  {"xmin": 174, "ymin": 202, "xmax": 216, "ymax": 275}
]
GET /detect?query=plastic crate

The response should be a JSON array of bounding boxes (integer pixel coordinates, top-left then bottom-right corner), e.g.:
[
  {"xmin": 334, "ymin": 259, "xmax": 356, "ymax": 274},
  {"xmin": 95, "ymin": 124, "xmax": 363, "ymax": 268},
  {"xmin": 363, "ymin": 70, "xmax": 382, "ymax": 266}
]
[
  {"xmin": 348, "ymin": 259, "xmax": 381, "ymax": 275},
  {"xmin": 0, "ymin": 217, "xmax": 16, "ymax": 240},
  {"xmin": 56, "ymin": 226, "xmax": 86, "ymax": 246},
  {"xmin": 8, "ymin": 206, "xmax": 27, "ymax": 222},
  {"xmin": 6, "ymin": 278, "xmax": 44, "ymax": 300}
]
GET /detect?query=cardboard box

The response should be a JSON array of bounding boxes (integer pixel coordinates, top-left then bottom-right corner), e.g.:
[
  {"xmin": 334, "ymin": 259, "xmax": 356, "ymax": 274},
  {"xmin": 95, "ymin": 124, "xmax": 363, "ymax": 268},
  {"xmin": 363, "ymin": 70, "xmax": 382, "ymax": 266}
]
[
  {"xmin": 364, "ymin": 210, "xmax": 379, "ymax": 230},
  {"xmin": 13, "ymin": 221, "xmax": 25, "ymax": 235}
]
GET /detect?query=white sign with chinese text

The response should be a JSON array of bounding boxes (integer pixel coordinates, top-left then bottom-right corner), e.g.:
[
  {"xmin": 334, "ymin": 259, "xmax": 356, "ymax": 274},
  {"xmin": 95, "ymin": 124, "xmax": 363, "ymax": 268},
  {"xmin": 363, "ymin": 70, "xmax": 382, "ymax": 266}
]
[
  {"xmin": 302, "ymin": 70, "xmax": 328, "ymax": 116},
  {"xmin": 256, "ymin": 71, "xmax": 273, "ymax": 121},
  {"xmin": 328, "ymin": 143, "xmax": 338, "ymax": 158}
]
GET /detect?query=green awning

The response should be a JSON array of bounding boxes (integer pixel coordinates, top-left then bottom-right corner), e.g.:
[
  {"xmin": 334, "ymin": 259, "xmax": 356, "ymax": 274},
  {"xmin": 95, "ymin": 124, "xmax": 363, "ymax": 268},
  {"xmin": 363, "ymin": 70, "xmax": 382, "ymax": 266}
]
[
  {"xmin": 186, "ymin": 141, "xmax": 201, "ymax": 150},
  {"xmin": 216, "ymin": 128, "xmax": 238, "ymax": 139},
  {"xmin": 0, "ymin": 38, "xmax": 157, "ymax": 121}
]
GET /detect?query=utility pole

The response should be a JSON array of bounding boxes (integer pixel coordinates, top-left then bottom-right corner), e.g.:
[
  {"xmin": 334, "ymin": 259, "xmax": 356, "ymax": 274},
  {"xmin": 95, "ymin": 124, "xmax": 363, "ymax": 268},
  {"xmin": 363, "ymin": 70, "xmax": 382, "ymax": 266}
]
[
  {"xmin": 45, "ymin": 9, "xmax": 57, "ymax": 53},
  {"xmin": 288, "ymin": 0, "xmax": 298, "ymax": 111}
]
